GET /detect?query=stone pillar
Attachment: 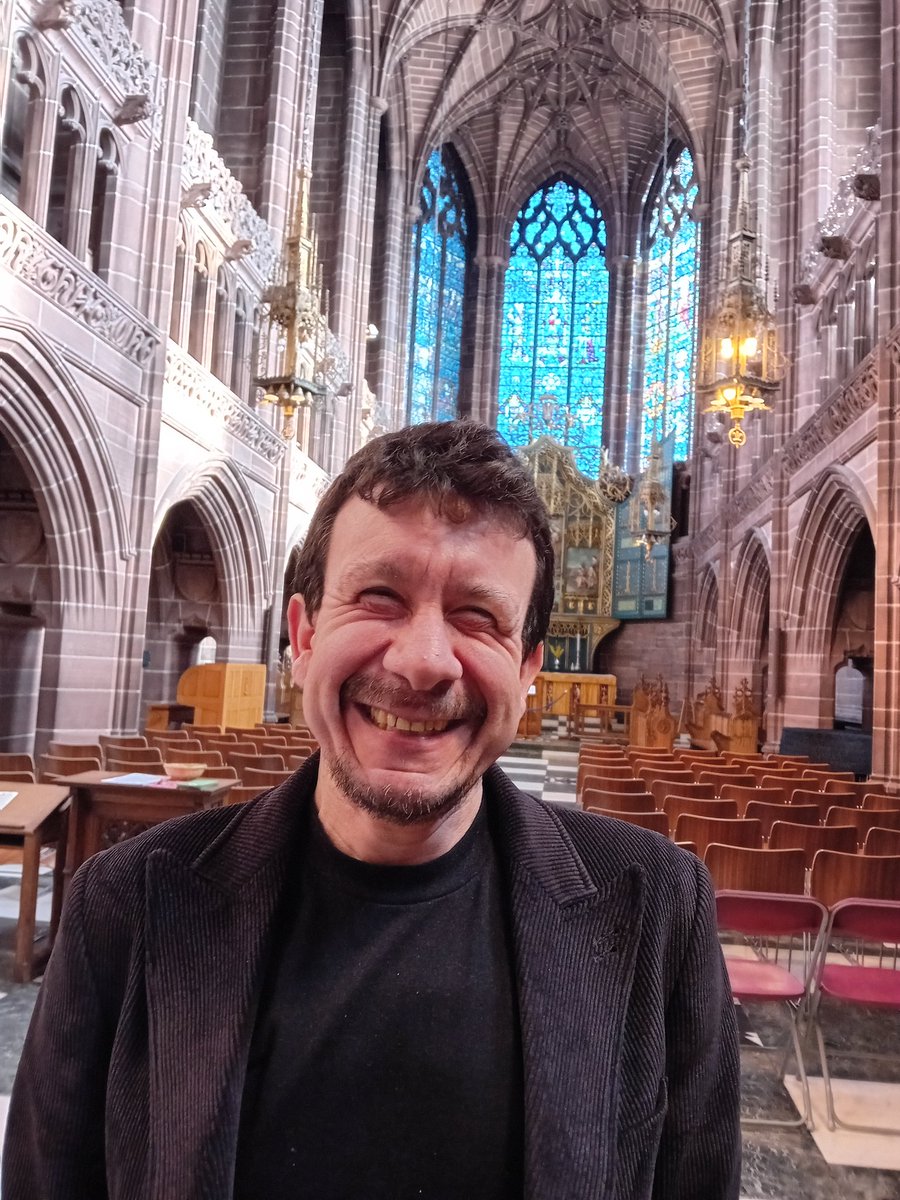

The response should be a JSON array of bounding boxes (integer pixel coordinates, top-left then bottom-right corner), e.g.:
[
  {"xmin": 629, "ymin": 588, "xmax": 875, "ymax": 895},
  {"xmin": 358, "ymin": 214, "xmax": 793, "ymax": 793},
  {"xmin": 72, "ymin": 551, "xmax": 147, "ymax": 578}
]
[
  {"xmin": 469, "ymin": 252, "xmax": 508, "ymax": 424},
  {"xmin": 259, "ymin": 0, "xmax": 324, "ymax": 241},
  {"xmin": 868, "ymin": 2, "xmax": 900, "ymax": 781},
  {"xmin": 328, "ymin": 74, "xmax": 384, "ymax": 471},
  {"xmin": 67, "ymin": 138, "xmax": 95, "ymax": 263},
  {"xmin": 372, "ymin": 174, "xmax": 413, "ymax": 431},
  {"xmin": 604, "ymin": 253, "xmax": 634, "ymax": 467}
]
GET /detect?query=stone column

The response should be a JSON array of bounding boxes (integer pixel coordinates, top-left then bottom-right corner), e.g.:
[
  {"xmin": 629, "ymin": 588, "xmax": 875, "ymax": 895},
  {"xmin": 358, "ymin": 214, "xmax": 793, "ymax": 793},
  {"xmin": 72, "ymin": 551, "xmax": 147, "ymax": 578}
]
[
  {"xmin": 373, "ymin": 179, "xmax": 414, "ymax": 432},
  {"xmin": 66, "ymin": 138, "xmax": 95, "ymax": 263},
  {"xmin": 604, "ymin": 252, "xmax": 634, "ymax": 468},
  {"xmin": 469, "ymin": 252, "xmax": 508, "ymax": 424},
  {"xmin": 868, "ymin": 3, "xmax": 900, "ymax": 781},
  {"xmin": 328, "ymin": 73, "xmax": 384, "ymax": 471}
]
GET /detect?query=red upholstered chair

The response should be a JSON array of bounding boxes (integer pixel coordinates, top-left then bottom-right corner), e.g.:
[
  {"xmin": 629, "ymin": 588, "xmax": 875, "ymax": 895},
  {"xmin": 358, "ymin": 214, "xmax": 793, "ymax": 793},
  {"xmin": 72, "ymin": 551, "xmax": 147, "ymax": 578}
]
[
  {"xmin": 811, "ymin": 899, "xmax": 900, "ymax": 1133},
  {"xmin": 717, "ymin": 890, "xmax": 827, "ymax": 1130}
]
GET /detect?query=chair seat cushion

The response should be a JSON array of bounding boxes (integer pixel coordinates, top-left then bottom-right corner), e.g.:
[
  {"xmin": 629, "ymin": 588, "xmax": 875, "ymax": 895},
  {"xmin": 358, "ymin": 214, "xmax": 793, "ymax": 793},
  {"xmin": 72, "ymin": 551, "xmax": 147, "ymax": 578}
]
[
  {"xmin": 726, "ymin": 958, "xmax": 805, "ymax": 1001},
  {"xmin": 819, "ymin": 963, "xmax": 900, "ymax": 1009}
]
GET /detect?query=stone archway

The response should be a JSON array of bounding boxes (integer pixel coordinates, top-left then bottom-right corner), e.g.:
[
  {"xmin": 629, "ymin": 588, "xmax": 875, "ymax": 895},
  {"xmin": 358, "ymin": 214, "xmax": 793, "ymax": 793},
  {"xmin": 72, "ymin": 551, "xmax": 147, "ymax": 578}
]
[
  {"xmin": 728, "ymin": 532, "xmax": 771, "ymax": 716},
  {"xmin": 784, "ymin": 468, "xmax": 871, "ymax": 725}
]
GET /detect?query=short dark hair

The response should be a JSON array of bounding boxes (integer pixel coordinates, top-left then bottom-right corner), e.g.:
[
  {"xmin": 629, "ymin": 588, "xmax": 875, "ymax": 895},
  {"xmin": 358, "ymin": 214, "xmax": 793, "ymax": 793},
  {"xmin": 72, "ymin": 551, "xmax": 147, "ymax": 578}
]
[{"xmin": 293, "ymin": 420, "xmax": 554, "ymax": 657}]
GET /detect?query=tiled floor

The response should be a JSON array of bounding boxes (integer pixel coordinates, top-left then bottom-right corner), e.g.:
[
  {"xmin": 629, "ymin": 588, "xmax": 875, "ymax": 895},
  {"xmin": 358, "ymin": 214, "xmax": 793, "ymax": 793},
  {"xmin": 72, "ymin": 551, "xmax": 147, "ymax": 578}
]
[{"xmin": 0, "ymin": 749, "xmax": 899, "ymax": 1197}]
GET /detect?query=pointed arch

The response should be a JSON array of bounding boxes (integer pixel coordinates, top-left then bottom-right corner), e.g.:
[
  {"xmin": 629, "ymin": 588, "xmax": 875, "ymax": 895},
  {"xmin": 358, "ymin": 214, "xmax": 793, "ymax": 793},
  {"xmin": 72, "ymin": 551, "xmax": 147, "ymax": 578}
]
[
  {"xmin": 637, "ymin": 143, "xmax": 700, "ymax": 465},
  {"xmin": 496, "ymin": 173, "xmax": 610, "ymax": 478},
  {"xmin": 155, "ymin": 457, "xmax": 270, "ymax": 641},
  {"xmin": 405, "ymin": 143, "xmax": 474, "ymax": 423},
  {"xmin": 729, "ymin": 529, "xmax": 771, "ymax": 683},
  {"xmin": 786, "ymin": 467, "xmax": 871, "ymax": 657},
  {"xmin": 0, "ymin": 322, "xmax": 133, "ymax": 610}
]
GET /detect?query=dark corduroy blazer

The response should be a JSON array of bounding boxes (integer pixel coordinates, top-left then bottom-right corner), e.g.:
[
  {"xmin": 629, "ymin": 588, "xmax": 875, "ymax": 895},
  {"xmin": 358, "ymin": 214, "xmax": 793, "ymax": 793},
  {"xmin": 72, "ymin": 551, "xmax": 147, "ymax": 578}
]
[{"xmin": 4, "ymin": 756, "xmax": 741, "ymax": 1199}]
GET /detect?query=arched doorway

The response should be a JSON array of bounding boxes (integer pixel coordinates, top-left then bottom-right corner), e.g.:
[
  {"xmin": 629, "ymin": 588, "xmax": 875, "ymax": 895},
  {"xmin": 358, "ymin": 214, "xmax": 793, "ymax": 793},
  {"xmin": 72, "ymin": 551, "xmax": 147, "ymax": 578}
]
[{"xmin": 830, "ymin": 525, "xmax": 875, "ymax": 731}]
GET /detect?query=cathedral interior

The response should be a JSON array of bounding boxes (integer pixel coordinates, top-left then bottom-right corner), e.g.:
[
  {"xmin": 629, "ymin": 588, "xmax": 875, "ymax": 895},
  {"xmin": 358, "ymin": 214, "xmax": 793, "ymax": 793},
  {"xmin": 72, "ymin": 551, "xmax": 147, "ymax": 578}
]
[{"xmin": 2, "ymin": 0, "xmax": 900, "ymax": 1193}]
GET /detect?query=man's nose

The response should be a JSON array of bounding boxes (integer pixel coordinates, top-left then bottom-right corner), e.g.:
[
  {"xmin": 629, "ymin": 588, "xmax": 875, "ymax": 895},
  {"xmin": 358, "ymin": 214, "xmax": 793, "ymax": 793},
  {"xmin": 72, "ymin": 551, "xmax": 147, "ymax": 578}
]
[{"xmin": 381, "ymin": 610, "xmax": 463, "ymax": 692}]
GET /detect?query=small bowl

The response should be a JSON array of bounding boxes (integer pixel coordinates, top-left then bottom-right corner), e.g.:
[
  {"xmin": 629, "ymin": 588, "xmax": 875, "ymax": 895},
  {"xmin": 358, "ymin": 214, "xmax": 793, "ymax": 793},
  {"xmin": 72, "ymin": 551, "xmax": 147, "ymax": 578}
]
[{"xmin": 163, "ymin": 762, "xmax": 207, "ymax": 782}]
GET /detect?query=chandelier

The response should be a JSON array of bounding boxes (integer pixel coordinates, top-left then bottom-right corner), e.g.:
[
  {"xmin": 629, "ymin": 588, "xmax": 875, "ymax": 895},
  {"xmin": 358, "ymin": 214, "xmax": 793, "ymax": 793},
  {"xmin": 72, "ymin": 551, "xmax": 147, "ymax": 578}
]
[
  {"xmin": 630, "ymin": 437, "xmax": 674, "ymax": 558},
  {"xmin": 698, "ymin": 2, "xmax": 781, "ymax": 447},
  {"xmin": 254, "ymin": 169, "xmax": 327, "ymax": 439}
]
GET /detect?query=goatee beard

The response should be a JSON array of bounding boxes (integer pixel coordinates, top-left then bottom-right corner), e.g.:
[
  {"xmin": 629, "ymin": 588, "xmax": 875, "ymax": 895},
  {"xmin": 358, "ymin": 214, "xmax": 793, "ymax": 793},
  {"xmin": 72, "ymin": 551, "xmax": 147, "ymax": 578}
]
[{"xmin": 328, "ymin": 754, "xmax": 481, "ymax": 825}]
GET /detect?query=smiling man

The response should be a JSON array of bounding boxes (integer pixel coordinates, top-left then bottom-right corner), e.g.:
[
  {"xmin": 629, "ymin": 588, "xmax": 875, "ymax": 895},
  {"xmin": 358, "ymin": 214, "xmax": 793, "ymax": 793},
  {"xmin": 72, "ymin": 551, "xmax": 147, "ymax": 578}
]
[{"xmin": 4, "ymin": 421, "xmax": 740, "ymax": 1200}]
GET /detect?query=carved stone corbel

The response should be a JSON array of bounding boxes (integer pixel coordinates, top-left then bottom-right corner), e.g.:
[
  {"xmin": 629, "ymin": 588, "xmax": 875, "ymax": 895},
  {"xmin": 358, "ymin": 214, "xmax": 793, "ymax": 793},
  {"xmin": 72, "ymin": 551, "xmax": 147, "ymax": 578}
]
[
  {"xmin": 851, "ymin": 173, "xmax": 880, "ymax": 202},
  {"xmin": 819, "ymin": 234, "xmax": 852, "ymax": 260},
  {"xmin": 115, "ymin": 95, "xmax": 151, "ymax": 126},
  {"xmin": 182, "ymin": 182, "xmax": 212, "ymax": 209}
]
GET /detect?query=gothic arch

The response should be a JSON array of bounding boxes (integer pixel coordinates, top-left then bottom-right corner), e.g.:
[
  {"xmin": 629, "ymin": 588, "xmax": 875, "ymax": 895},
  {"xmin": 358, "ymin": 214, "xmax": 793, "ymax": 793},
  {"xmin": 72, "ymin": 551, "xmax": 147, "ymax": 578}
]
[
  {"xmin": 154, "ymin": 457, "xmax": 270, "ymax": 641},
  {"xmin": 786, "ymin": 466, "xmax": 872, "ymax": 657},
  {"xmin": 693, "ymin": 564, "xmax": 720, "ymax": 687},
  {"xmin": 729, "ymin": 529, "xmax": 771, "ymax": 678},
  {"xmin": 0, "ymin": 322, "xmax": 133, "ymax": 610}
]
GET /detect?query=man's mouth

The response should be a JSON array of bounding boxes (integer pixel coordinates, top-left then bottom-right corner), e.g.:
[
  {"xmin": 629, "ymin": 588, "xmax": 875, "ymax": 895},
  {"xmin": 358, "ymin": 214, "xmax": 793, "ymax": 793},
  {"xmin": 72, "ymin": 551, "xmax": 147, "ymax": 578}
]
[{"xmin": 366, "ymin": 705, "xmax": 452, "ymax": 734}]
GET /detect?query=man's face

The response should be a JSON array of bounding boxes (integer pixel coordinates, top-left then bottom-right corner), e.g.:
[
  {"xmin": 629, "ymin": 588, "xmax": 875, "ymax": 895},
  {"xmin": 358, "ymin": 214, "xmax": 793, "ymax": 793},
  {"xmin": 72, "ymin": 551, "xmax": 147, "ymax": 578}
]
[{"xmin": 288, "ymin": 495, "xmax": 543, "ymax": 825}]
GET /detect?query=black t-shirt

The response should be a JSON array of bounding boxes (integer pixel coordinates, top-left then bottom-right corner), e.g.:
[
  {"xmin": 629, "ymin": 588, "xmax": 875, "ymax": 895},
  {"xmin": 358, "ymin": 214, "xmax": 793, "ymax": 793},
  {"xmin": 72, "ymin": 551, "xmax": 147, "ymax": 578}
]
[{"xmin": 233, "ymin": 801, "xmax": 524, "ymax": 1199}]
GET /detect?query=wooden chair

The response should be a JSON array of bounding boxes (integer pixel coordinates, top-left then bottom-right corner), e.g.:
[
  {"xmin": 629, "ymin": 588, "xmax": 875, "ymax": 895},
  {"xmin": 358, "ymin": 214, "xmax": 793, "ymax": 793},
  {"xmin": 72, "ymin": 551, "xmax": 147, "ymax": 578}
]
[
  {"xmin": 242, "ymin": 767, "xmax": 293, "ymax": 789},
  {"xmin": 703, "ymin": 844, "xmax": 807, "ymax": 895},
  {"xmin": 767, "ymin": 821, "xmax": 857, "ymax": 864},
  {"xmin": 788, "ymin": 788, "xmax": 846, "ymax": 822},
  {"xmin": 227, "ymin": 752, "xmax": 287, "ymax": 780},
  {"xmin": 662, "ymin": 796, "xmax": 739, "ymax": 834},
  {"xmin": 101, "ymin": 745, "xmax": 163, "ymax": 767},
  {"xmin": 863, "ymin": 826, "xmax": 900, "ymax": 855},
  {"xmin": 823, "ymin": 779, "xmax": 891, "ymax": 803},
  {"xmin": 722, "ymin": 753, "xmax": 765, "ymax": 767},
  {"xmin": 0, "ymin": 771, "xmax": 37, "ymax": 783},
  {"xmin": 746, "ymin": 764, "xmax": 797, "ymax": 786},
  {"xmin": 592, "ymin": 809, "xmax": 669, "ymax": 836},
  {"xmin": 0, "ymin": 753, "xmax": 37, "ymax": 777},
  {"xmin": 47, "ymin": 742, "xmax": 103, "ymax": 760},
  {"xmin": 636, "ymin": 769, "xmax": 693, "ymax": 794},
  {"xmin": 103, "ymin": 755, "xmax": 164, "ymax": 774},
  {"xmin": 861, "ymin": 792, "xmax": 900, "ymax": 810},
  {"xmin": 199, "ymin": 765, "xmax": 239, "ymax": 781},
  {"xmin": 162, "ymin": 748, "xmax": 225, "ymax": 767},
  {"xmin": 183, "ymin": 724, "xmax": 222, "ymax": 735},
  {"xmin": 149, "ymin": 736, "xmax": 203, "ymax": 754},
  {"xmin": 744, "ymin": 801, "xmax": 819, "ymax": 839},
  {"xmin": 286, "ymin": 752, "xmax": 312, "ymax": 770},
  {"xmin": 196, "ymin": 732, "xmax": 238, "ymax": 750},
  {"xmin": 689, "ymin": 762, "xmax": 745, "ymax": 782},
  {"xmin": 766, "ymin": 754, "xmax": 809, "ymax": 767},
  {"xmin": 695, "ymin": 771, "xmax": 755, "ymax": 796},
  {"xmin": 720, "ymin": 785, "xmax": 785, "ymax": 817},
  {"xmin": 649, "ymin": 779, "xmax": 714, "ymax": 808},
  {"xmin": 146, "ymin": 732, "xmax": 194, "ymax": 751},
  {"xmin": 582, "ymin": 790, "xmax": 655, "ymax": 814},
  {"xmin": 579, "ymin": 774, "xmax": 645, "ymax": 797},
  {"xmin": 823, "ymin": 805, "xmax": 900, "ymax": 844},
  {"xmin": 810, "ymin": 849, "xmax": 900, "ymax": 908},
  {"xmin": 757, "ymin": 774, "xmax": 810, "ymax": 804},
  {"xmin": 672, "ymin": 815, "xmax": 762, "ymax": 858},
  {"xmin": 223, "ymin": 784, "xmax": 264, "ymax": 805},
  {"xmin": 40, "ymin": 754, "xmax": 102, "ymax": 781},
  {"xmin": 98, "ymin": 734, "xmax": 148, "ymax": 761},
  {"xmin": 801, "ymin": 768, "xmax": 855, "ymax": 787}
]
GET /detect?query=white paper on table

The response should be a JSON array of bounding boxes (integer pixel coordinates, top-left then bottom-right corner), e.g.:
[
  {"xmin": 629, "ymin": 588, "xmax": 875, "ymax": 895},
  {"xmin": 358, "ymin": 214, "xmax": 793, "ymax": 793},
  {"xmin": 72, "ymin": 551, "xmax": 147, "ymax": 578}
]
[
  {"xmin": 103, "ymin": 773, "xmax": 166, "ymax": 786},
  {"xmin": 0, "ymin": 792, "xmax": 18, "ymax": 810}
]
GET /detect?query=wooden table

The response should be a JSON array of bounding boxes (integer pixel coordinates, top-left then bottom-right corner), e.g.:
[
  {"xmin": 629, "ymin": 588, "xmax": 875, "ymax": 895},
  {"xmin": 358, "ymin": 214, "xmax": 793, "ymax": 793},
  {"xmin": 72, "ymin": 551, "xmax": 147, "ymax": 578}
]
[
  {"xmin": 0, "ymin": 781, "xmax": 71, "ymax": 982},
  {"xmin": 63, "ymin": 771, "xmax": 234, "ymax": 888}
]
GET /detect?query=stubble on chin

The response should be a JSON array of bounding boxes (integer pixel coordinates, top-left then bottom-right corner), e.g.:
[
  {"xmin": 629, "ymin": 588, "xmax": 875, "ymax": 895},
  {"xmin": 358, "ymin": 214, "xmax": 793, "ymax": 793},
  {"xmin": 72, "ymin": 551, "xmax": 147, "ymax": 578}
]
[{"xmin": 328, "ymin": 753, "xmax": 482, "ymax": 826}]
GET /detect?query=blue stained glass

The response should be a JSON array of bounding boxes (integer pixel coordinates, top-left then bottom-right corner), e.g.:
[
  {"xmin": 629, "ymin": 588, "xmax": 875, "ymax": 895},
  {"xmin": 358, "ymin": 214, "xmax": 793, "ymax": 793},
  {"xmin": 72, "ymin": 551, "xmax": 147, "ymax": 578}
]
[
  {"xmin": 406, "ymin": 146, "xmax": 471, "ymax": 423},
  {"xmin": 640, "ymin": 147, "xmax": 700, "ymax": 464},
  {"xmin": 497, "ymin": 177, "xmax": 609, "ymax": 478}
]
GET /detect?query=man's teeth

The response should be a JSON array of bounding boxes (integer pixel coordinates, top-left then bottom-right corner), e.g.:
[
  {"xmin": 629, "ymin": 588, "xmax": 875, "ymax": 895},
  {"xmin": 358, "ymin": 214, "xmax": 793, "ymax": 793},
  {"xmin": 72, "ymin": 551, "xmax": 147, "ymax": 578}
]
[{"xmin": 368, "ymin": 707, "xmax": 450, "ymax": 733}]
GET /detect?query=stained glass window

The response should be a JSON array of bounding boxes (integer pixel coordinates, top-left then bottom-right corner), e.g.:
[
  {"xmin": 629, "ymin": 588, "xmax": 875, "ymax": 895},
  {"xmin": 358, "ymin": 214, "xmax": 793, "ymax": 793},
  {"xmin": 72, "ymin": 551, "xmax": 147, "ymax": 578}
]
[
  {"xmin": 497, "ymin": 176, "xmax": 609, "ymax": 478},
  {"xmin": 640, "ymin": 146, "xmax": 700, "ymax": 465},
  {"xmin": 406, "ymin": 146, "xmax": 471, "ymax": 424}
]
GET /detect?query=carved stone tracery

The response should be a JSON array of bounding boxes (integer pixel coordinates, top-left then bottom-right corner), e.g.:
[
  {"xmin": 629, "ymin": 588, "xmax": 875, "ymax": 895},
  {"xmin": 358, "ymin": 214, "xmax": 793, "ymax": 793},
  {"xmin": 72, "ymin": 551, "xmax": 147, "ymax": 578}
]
[{"xmin": 0, "ymin": 200, "xmax": 159, "ymax": 367}]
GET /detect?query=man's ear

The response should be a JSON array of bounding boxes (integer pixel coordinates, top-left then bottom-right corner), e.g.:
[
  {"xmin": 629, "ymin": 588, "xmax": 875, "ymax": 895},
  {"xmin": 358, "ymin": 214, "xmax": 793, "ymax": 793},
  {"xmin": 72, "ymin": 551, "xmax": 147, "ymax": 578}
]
[
  {"xmin": 518, "ymin": 641, "xmax": 544, "ymax": 710},
  {"xmin": 286, "ymin": 594, "xmax": 315, "ymax": 687}
]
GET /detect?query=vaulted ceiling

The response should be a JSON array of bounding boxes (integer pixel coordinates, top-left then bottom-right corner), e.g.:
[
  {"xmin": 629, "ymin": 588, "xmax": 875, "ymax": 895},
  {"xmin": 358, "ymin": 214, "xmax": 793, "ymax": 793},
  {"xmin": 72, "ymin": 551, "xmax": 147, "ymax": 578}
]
[{"xmin": 357, "ymin": 0, "xmax": 740, "ymax": 232}]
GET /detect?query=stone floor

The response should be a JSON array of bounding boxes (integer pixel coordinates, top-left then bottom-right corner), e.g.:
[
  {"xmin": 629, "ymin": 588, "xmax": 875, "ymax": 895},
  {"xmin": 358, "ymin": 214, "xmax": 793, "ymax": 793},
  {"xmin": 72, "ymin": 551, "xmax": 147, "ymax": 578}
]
[{"xmin": 0, "ymin": 750, "xmax": 899, "ymax": 1197}]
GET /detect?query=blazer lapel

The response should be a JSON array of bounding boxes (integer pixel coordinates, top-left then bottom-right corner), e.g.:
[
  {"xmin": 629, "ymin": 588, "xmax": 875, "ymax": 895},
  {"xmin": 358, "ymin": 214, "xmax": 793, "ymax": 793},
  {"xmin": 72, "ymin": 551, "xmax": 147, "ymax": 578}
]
[
  {"xmin": 488, "ymin": 771, "xmax": 645, "ymax": 1200},
  {"xmin": 144, "ymin": 848, "xmax": 286, "ymax": 1200}
]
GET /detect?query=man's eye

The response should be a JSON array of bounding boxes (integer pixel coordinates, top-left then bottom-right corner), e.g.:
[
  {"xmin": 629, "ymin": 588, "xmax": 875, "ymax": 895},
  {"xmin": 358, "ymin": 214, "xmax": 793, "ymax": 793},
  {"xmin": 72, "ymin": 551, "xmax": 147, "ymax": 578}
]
[
  {"xmin": 359, "ymin": 589, "xmax": 404, "ymax": 611},
  {"xmin": 453, "ymin": 607, "xmax": 496, "ymax": 629}
]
